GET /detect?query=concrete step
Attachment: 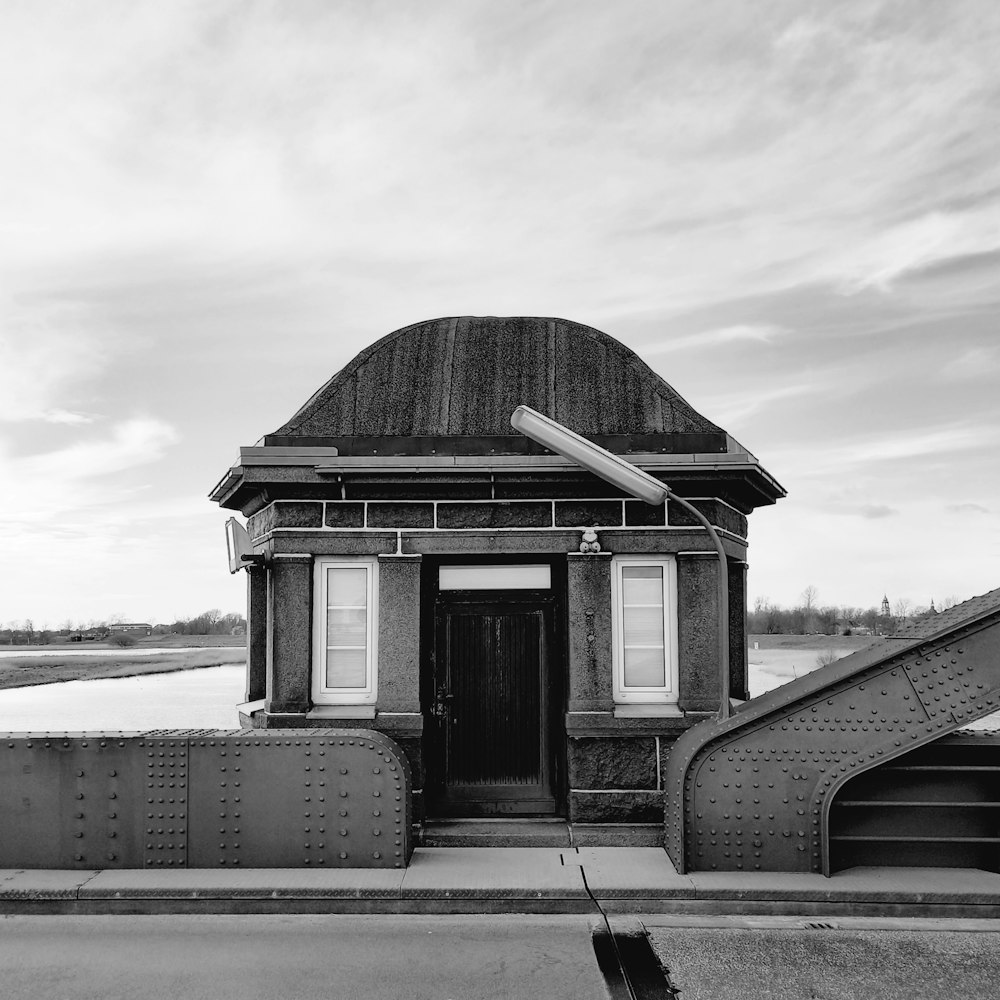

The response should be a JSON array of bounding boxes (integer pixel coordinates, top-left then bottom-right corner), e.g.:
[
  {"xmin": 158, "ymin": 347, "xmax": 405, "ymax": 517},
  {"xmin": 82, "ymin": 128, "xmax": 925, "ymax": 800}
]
[
  {"xmin": 417, "ymin": 821, "xmax": 664, "ymax": 848},
  {"xmin": 419, "ymin": 819, "xmax": 572, "ymax": 847}
]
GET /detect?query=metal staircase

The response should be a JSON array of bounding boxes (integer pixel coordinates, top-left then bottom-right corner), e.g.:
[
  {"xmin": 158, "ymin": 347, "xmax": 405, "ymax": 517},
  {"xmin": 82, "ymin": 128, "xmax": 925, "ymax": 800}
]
[{"xmin": 829, "ymin": 731, "xmax": 1000, "ymax": 872}]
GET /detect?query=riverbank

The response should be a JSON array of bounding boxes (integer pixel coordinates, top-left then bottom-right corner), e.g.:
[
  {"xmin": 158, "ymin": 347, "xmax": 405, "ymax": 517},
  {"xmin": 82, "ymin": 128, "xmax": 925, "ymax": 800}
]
[
  {"xmin": 0, "ymin": 647, "xmax": 246, "ymax": 690},
  {"xmin": 747, "ymin": 632, "xmax": 877, "ymax": 696}
]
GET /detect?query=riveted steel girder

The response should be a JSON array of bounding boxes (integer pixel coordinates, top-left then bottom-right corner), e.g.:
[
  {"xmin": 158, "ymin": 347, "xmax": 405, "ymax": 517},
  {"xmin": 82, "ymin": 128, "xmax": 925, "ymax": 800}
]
[
  {"xmin": 186, "ymin": 730, "xmax": 410, "ymax": 869},
  {"xmin": 665, "ymin": 587, "xmax": 1000, "ymax": 875},
  {"xmin": 0, "ymin": 729, "xmax": 412, "ymax": 869},
  {"xmin": 0, "ymin": 734, "xmax": 146, "ymax": 869}
]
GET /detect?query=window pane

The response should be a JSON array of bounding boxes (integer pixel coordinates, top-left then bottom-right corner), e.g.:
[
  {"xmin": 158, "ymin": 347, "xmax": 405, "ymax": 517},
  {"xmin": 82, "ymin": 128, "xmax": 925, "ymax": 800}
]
[
  {"xmin": 623, "ymin": 605, "xmax": 664, "ymax": 647},
  {"xmin": 624, "ymin": 646, "xmax": 666, "ymax": 687},
  {"xmin": 324, "ymin": 566, "xmax": 369, "ymax": 690},
  {"xmin": 327, "ymin": 607, "xmax": 367, "ymax": 647},
  {"xmin": 622, "ymin": 566, "xmax": 663, "ymax": 606},
  {"xmin": 326, "ymin": 647, "xmax": 367, "ymax": 688},
  {"xmin": 327, "ymin": 567, "xmax": 367, "ymax": 607}
]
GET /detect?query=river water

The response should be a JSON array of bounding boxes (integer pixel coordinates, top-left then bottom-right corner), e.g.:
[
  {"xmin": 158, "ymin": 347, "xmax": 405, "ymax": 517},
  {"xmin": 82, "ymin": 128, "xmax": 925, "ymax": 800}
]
[
  {"xmin": 0, "ymin": 655, "xmax": 995, "ymax": 732},
  {"xmin": 0, "ymin": 666, "xmax": 244, "ymax": 731}
]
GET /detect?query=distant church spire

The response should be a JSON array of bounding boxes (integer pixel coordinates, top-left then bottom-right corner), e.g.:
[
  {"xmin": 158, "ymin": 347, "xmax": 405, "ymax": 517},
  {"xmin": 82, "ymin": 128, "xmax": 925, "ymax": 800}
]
[
  {"xmin": 881, "ymin": 594, "xmax": 890, "ymax": 617},
  {"xmin": 930, "ymin": 598, "xmax": 937, "ymax": 613}
]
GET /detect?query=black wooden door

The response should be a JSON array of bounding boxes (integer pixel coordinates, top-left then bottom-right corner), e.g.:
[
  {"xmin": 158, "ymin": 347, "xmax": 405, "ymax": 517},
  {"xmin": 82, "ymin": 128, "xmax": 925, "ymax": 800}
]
[{"xmin": 431, "ymin": 597, "xmax": 554, "ymax": 815}]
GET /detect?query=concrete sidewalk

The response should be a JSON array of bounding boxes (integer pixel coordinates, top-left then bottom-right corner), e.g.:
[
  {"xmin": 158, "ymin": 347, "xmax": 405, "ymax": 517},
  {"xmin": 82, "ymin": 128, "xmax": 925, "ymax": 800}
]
[{"xmin": 4, "ymin": 848, "xmax": 1000, "ymax": 917}]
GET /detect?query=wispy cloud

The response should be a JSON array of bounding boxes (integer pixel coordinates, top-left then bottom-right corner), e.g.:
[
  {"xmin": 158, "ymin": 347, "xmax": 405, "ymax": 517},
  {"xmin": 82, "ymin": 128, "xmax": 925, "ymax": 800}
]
[
  {"xmin": 858, "ymin": 504, "xmax": 899, "ymax": 519},
  {"xmin": 0, "ymin": 301, "xmax": 109, "ymax": 423},
  {"xmin": 774, "ymin": 424, "xmax": 1000, "ymax": 478},
  {"xmin": 830, "ymin": 207, "xmax": 1000, "ymax": 292},
  {"xmin": 20, "ymin": 417, "xmax": 177, "ymax": 482},
  {"xmin": 947, "ymin": 502, "xmax": 990, "ymax": 515},
  {"xmin": 1, "ymin": 418, "xmax": 180, "ymax": 526},
  {"xmin": 696, "ymin": 380, "xmax": 818, "ymax": 427},
  {"xmin": 646, "ymin": 323, "xmax": 787, "ymax": 355},
  {"xmin": 43, "ymin": 409, "xmax": 98, "ymax": 425},
  {"xmin": 942, "ymin": 346, "xmax": 1000, "ymax": 380}
]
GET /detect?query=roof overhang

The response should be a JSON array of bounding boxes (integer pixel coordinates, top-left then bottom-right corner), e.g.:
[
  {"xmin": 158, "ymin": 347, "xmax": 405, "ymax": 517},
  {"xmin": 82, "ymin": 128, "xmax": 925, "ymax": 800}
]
[{"xmin": 210, "ymin": 444, "xmax": 787, "ymax": 512}]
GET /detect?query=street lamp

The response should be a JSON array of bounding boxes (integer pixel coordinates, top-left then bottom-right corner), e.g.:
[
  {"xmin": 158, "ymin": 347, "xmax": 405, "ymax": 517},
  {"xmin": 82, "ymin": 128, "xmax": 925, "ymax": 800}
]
[{"xmin": 510, "ymin": 405, "xmax": 732, "ymax": 720}]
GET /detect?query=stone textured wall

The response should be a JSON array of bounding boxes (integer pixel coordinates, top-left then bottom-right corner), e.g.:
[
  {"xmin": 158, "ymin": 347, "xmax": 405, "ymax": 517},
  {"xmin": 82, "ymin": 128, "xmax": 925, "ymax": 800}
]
[
  {"xmin": 246, "ymin": 565, "xmax": 267, "ymax": 702},
  {"xmin": 677, "ymin": 554, "xmax": 722, "ymax": 713},
  {"xmin": 265, "ymin": 556, "xmax": 312, "ymax": 714},
  {"xmin": 368, "ymin": 503, "xmax": 434, "ymax": 528},
  {"xmin": 436, "ymin": 502, "xmax": 551, "ymax": 529},
  {"xmin": 729, "ymin": 559, "xmax": 749, "ymax": 701},
  {"xmin": 567, "ymin": 553, "xmax": 614, "ymax": 713},
  {"xmin": 376, "ymin": 555, "xmax": 421, "ymax": 712},
  {"xmin": 667, "ymin": 499, "xmax": 748, "ymax": 538},
  {"xmin": 566, "ymin": 734, "xmax": 682, "ymax": 824}
]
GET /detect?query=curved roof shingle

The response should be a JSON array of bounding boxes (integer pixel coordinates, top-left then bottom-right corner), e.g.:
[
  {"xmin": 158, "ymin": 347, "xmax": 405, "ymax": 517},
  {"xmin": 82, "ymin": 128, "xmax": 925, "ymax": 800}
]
[{"xmin": 271, "ymin": 316, "xmax": 725, "ymax": 441}]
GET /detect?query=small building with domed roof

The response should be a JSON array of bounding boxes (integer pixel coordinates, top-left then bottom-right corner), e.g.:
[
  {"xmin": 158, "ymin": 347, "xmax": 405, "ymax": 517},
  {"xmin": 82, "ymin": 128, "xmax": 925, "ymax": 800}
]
[{"xmin": 210, "ymin": 316, "xmax": 785, "ymax": 833}]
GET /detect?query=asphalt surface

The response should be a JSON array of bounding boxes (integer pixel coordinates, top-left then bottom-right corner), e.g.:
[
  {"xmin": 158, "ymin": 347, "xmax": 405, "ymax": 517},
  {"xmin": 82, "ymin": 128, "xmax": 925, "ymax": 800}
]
[
  {"xmin": 4, "ymin": 911, "xmax": 1000, "ymax": 999},
  {"xmin": 646, "ymin": 919, "xmax": 1000, "ymax": 1000},
  {"xmin": 0, "ymin": 914, "xmax": 612, "ymax": 1000}
]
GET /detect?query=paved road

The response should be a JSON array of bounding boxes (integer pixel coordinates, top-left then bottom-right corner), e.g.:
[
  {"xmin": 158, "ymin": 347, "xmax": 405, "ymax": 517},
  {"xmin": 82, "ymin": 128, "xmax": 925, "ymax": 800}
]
[
  {"xmin": 0, "ymin": 914, "xmax": 611, "ymax": 1000},
  {"xmin": 6, "ymin": 912, "xmax": 1000, "ymax": 999},
  {"xmin": 646, "ymin": 918, "xmax": 1000, "ymax": 1000}
]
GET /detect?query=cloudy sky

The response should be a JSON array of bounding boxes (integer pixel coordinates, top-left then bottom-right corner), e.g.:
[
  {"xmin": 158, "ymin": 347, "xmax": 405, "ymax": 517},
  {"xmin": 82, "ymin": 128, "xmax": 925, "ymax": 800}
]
[{"xmin": 2, "ymin": 1, "xmax": 998, "ymax": 627}]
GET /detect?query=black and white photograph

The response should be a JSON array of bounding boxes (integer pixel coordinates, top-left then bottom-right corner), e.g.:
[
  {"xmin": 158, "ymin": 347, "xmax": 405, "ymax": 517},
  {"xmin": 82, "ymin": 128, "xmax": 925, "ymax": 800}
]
[{"xmin": 1, "ymin": 3, "xmax": 999, "ymax": 997}]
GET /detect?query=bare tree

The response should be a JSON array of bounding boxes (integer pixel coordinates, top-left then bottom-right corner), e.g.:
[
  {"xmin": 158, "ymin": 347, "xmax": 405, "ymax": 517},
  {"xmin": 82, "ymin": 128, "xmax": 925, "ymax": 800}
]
[
  {"xmin": 801, "ymin": 585, "xmax": 819, "ymax": 610},
  {"xmin": 892, "ymin": 597, "xmax": 913, "ymax": 619}
]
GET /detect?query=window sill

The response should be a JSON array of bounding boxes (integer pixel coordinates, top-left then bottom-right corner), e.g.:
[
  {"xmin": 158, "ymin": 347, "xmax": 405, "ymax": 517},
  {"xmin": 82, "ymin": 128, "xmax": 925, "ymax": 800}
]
[
  {"xmin": 236, "ymin": 699, "xmax": 266, "ymax": 716},
  {"xmin": 613, "ymin": 704, "xmax": 684, "ymax": 719},
  {"xmin": 307, "ymin": 706, "xmax": 376, "ymax": 720}
]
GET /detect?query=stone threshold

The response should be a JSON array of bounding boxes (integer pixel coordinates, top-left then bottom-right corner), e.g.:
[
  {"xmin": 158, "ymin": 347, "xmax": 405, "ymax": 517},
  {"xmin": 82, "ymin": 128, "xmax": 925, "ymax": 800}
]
[{"xmin": 416, "ymin": 820, "xmax": 662, "ymax": 848}]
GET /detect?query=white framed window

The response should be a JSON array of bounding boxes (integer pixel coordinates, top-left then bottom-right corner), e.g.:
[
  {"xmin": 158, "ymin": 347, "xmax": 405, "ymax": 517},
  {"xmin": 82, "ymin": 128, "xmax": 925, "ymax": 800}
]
[
  {"xmin": 611, "ymin": 556, "xmax": 678, "ymax": 706},
  {"xmin": 312, "ymin": 558, "xmax": 378, "ymax": 706}
]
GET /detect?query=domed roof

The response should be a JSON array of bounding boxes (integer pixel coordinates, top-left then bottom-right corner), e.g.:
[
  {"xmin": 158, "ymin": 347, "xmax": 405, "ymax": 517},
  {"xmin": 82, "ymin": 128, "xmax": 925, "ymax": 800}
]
[{"xmin": 268, "ymin": 316, "xmax": 725, "ymax": 446}]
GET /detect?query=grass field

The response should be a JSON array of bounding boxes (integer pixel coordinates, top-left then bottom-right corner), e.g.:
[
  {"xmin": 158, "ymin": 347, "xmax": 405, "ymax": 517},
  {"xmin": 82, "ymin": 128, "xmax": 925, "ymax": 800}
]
[
  {"xmin": 749, "ymin": 633, "xmax": 879, "ymax": 653},
  {"xmin": 0, "ymin": 647, "xmax": 246, "ymax": 690},
  {"xmin": 1, "ymin": 633, "xmax": 246, "ymax": 653}
]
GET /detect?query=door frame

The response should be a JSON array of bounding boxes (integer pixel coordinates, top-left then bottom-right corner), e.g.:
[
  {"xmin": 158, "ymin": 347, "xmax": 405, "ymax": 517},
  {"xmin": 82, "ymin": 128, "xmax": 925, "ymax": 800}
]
[{"xmin": 420, "ymin": 555, "xmax": 566, "ymax": 818}]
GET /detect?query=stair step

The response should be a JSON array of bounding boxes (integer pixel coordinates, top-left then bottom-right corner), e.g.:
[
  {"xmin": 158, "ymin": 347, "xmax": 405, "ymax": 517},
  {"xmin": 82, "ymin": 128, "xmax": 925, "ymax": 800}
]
[{"xmin": 420, "ymin": 820, "xmax": 571, "ymax": 847}]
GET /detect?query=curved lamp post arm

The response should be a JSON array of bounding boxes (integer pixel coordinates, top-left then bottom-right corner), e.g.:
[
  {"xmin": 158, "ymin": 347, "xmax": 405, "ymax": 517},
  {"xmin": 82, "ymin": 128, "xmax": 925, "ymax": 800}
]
[{"xmin": 510, "ymin": 405, "xmax": 731, "ymax": 721}]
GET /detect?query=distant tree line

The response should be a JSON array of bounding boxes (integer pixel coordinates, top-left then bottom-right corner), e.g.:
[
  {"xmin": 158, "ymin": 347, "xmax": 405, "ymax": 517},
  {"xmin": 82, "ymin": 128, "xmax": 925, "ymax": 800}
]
[
  {"xmin": 155, "ymin": 610, "xmax": 246, "ymax": 636},
  {"xmin": 749, "ymin": 587, "xmax": 954, "ymax": 636},
  {"xmin": 1, "ymin": 609, "xmax": 246, "ymax": 645}
]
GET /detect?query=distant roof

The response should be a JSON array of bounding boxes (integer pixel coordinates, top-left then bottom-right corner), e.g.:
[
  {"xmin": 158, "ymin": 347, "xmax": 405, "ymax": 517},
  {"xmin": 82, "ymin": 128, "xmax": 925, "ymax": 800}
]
[{"xmin": 268, "ymin": 316, "xmax": 728, "ymax": 446}]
